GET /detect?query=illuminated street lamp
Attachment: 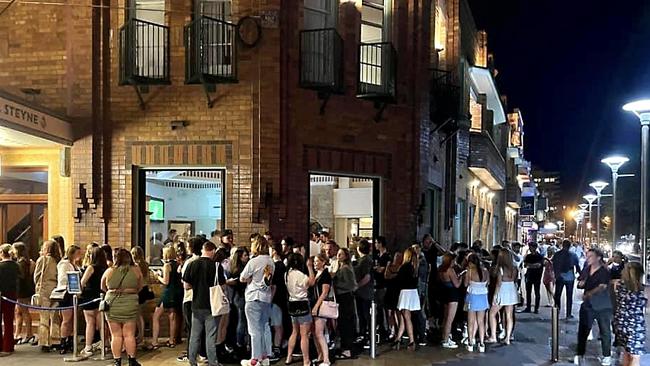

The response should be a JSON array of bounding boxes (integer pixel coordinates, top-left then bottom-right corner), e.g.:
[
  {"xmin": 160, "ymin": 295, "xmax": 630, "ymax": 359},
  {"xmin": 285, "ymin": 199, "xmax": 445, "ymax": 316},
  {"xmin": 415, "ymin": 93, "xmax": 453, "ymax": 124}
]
[
  {"xmin": 602, "ymin": 155, "xmax": 629, "ymax": 249},
  {"xmin": 579, "ymin": 204, "xmax": 589, "ymax": 242},
  {"xmin": 589, "ymin": 181, "xmax": 609, "ymax": 246},
  {"xmin": 584, "ymin": 193, "xmax": 598, "ymax": 243},
  {"xmin": 623, "ymin": 99, "xmax": 650, "ymax": 278}
]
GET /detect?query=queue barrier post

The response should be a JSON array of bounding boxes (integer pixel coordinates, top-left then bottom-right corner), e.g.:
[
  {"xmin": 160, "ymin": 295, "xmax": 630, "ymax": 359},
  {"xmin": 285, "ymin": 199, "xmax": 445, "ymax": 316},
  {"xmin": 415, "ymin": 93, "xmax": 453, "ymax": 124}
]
[
  {"xmin": 551, "ymin": 306, "xmax": 559, "ymax": 362},
  {"xmin": 370, "ymin": 301, "xmax": 377, "ymax": 359},
  {"xmin": 64, "ymin": 294, "xmax": 87, "ymax": 362}
]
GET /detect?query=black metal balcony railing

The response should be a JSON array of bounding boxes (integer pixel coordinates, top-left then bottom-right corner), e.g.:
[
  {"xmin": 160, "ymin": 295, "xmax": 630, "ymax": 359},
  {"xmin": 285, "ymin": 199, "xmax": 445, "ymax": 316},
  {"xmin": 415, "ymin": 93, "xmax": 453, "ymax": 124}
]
[
  {"xmin": 299, "ymin": 28, "xmax": 344, "ymax": 93},
  {"xmin": 430, "ymin": 68, "xmax": 461, "ymax": 126},
  {"xmin": 119, "ymin": 18, "xmax": 170, "ymax": 85},
  {"xmin": 357, "ymin": 42, "xmax": 396, "ymax": 101},
  {"xmin": 469, "ymin": 131, "xmax": 506, "ymax": 190},
  {"xmin": 185, "ymin": 16, "xmax": 238, "ymax": 85}
]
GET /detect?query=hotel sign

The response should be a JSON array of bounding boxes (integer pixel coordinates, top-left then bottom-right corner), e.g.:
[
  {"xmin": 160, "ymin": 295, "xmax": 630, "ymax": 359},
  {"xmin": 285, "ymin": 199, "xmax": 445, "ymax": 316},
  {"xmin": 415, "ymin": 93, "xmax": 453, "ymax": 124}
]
[{"xmin": 0, "ymin": 93, "xmax": 73, "ymax": 145}]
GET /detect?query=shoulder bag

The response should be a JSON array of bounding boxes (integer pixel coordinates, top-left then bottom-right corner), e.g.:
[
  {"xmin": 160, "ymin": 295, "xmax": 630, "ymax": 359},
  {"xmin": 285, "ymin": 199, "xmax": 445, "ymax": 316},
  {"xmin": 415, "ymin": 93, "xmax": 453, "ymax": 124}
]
[
  {"xmin": 285, "ymin": 271, "xmax": 310, "ymax": 317},
  {"xmin": 99, "ymin": 269, "xmax": 129, "ymax": 312},
  {"xmin": 210, "ymin": 262, "xmax": 230, "ymax": 316},
  {"xmin": 315, "ymin": 277, "xmax": 339, "ymax": 319}
]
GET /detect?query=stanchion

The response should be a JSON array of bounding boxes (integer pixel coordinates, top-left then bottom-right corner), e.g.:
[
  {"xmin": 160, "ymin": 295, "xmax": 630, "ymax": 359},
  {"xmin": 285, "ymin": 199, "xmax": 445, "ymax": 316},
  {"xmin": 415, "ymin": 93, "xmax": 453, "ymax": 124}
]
[
  {"xmin": 64, "ymin": 294, "xmax": 87, "ymax": 362},
  {"xmin": 94, "ymin": 293, "xmax": 110, "ymax": 361},
  {"xmin": 370, "ymin": 301, "xmax": 377, "ymax": 359},
  {"xmin": 551, "ymin": 306, "xmax": 559, "ymax": 362}
]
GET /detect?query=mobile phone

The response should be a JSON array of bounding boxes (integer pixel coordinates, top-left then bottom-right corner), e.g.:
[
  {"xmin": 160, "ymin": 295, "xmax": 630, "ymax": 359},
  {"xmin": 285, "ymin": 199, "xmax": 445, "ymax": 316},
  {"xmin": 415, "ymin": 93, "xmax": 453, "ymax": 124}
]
[{"xmin": 458, "ymin": 270, "xmax": 467, "ymax": 276}]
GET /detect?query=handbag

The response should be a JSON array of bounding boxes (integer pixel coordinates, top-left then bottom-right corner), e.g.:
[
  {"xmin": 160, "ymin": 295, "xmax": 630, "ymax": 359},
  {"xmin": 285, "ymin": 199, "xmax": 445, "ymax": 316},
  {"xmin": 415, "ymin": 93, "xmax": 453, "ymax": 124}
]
[
  {"xmin": 287, "ymin": 300, "xmax": 310, "ymax": 317},
  {"xmin": 49, "ymin": 287, "xmax": 66, "ymax": 301},
  {"xmin": 210, "ymin": 263, "xmax": 230, "ymax": 316},
  {"xmin": 315, "ymin": 278, "xmax": 339, "ymax": 319},
  {"xmin": 99, "ymin": 269, "xmax": 129, "ymax": 312},
  {"xmin": 138, "ymin": 285, "xmax": 155, "ymax": 304}
]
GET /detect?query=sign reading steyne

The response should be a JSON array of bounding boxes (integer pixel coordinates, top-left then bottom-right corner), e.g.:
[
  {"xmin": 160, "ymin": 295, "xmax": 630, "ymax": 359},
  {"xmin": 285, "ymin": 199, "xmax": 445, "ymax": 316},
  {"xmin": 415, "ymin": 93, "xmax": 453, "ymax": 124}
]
[{"xmin": 0, "ymin": 94, "xmax": 73, "ymax": 145}]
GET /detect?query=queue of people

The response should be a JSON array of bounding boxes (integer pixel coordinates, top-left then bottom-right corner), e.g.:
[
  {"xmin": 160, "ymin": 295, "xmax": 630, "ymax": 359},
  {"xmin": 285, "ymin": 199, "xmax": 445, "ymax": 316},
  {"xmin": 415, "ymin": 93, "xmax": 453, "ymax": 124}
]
[{"xmin": 0, "ymin": 232, "xmax": 645, "ymax": 366}]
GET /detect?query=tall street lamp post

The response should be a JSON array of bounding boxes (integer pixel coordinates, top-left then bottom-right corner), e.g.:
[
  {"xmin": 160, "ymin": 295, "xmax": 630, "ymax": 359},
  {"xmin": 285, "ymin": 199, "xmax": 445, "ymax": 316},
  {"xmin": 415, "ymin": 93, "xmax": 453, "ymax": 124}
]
[
  {"xmin": 601, "ymin": 156, "xmax": 629, "ymax": 250},
  {"xmin": 579, "ymin": 204, "xmax": 590, "ymax": 243},
  {"xmin": 623, "ymin": 100, "xmax": 650, "ymax": 278},
  {"xmin": 589, "ymin": 181, "xmax": 609, "ymax": 247},
  {"xmin": 584, "ymin": 194, "xmax": 598, "ymax": 244}
]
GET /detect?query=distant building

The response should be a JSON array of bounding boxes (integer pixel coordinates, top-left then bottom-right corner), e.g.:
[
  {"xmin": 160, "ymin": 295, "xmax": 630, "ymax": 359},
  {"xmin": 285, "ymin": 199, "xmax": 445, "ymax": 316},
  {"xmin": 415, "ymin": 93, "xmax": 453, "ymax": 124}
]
[{"xmin": 532, "ymin": 169, "xmax": 562, "ymax": 220}]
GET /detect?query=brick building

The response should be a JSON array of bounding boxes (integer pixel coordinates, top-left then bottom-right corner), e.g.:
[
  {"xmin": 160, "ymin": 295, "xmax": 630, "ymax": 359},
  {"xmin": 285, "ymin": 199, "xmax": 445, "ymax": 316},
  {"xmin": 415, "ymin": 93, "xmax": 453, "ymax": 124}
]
[{"xmin": 0, "ymin": 0, "xmax": 534, "ymax": 253}]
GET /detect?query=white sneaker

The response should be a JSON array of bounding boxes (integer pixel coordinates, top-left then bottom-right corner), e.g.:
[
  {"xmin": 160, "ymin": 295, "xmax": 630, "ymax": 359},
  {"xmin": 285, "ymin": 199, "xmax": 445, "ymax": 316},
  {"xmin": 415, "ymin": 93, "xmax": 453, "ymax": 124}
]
[
  {"xmin": 600, "ymin": 356, "xmax": 612, "ymax": 366},
  {"xmin": 478, "ymin": 343, "xmax": 485, "ymax": 353},
  {"xmin": 573, "ymin": 355, "xmax": 583, "ymax": 365},
  {"xmin": 442, "ymin": 339, "xmax": 458, "ymax": 349},
  {"xmin": 79, "ymin": 346, "xmax": 93, "ymax": 358},
  {"xmin": 260, "ymin": 359, "xmax": 270, "ymax": 366},
  {"xmin": 498, "ymin": 330, "xmax": 506, "ymax": 340},
  {"xmin": 465, "ymin": 344, "xmax": 474, "ymax": 352}
]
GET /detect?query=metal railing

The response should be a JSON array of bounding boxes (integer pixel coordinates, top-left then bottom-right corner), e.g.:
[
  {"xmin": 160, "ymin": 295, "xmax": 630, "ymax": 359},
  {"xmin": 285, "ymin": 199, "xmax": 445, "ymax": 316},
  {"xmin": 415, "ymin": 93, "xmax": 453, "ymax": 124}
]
[
  {"xmin": 357, "ymin": 42, "xmax": 396, "ymax": 100},
  {"xmin": 185, "ymin": 16, "xmax": 238, "ymax": 84},
  {"xmin": 119, "ymin": 18, "xmax": 170, "ymax": 85},
  {"xmin": 299, "ymin": 28, "xmax": 343, "ymax": 92},
  {"xmin": 430, "ymin": 68, "xmax": 461, "ymax": 125}
]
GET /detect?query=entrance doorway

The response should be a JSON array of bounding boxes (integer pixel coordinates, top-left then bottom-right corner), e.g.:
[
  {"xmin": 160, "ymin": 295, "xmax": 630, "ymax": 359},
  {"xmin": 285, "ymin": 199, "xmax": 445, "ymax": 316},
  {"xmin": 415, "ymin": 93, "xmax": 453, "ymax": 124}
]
[
  {"xmin": 309, "ymin": 173, "xmax": 380, "ymax": 249},
  {"xmin": 133, "ymin": 168, "xmax": 225, "ymax": 260},
  {"xmin": 0, "ymin": 167, "xmax": 48, "ymax": 259}
]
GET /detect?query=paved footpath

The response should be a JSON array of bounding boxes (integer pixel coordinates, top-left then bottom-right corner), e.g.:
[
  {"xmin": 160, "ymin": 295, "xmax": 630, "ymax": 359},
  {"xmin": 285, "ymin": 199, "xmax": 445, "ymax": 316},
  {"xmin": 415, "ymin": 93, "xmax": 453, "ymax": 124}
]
[{"xmin": 4, "ymin": 301, "xmax": 650, "ymax": 366}]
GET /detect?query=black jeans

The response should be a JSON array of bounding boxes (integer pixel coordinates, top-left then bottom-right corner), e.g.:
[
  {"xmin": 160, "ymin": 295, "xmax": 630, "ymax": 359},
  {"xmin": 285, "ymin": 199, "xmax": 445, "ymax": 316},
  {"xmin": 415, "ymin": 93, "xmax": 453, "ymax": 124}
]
[
  {"xmin": 525, "ymin": 276, "xmax": 542, "ymax": 311},
  {"xmin": 355, "ymin": 296, "xmax": 371, "ymax": 339},
  {"xmin": 576, "ymin": 304, "xmax": 612, "ymax": 357},
  {"xmin": 337, "ymin": 292, "xmax": 355, "ymax": 352},
  {"xmin": 183, "ymin": 302, "xmax": 206, "ymax": 357},
  {"xmin": 554, "ymin": 279, "xmax": 574, "ymax": 317}
]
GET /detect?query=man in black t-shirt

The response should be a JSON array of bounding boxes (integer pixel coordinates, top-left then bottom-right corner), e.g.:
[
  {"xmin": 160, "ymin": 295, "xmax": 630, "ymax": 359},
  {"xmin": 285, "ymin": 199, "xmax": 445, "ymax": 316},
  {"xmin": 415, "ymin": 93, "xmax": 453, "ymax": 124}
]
[
  {"xmin": 269, "ymin": 242, "xmax": 287, "ymax": 360},
  {"xmin": 373, "ymin": 236, "xmax": 391, "ymax": 340},
  {"xmin": 182, "ymin": 241, "xmax": 225, "ymax": 366},
  {"xmin": 522, "ymin": 242, "xmax": 544, "ymax": 313}
]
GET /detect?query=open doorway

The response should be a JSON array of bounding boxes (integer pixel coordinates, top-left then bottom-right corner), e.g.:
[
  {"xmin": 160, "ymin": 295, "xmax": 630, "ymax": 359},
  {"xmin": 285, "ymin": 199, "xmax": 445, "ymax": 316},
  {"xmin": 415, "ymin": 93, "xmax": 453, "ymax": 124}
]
[
  {"xmin": 309, "ymin": 173, "xmax": 380, "ymax": 250},
  {"xmin": 133, "ymin": 168, "xmax": 225, "ymax": 262}
]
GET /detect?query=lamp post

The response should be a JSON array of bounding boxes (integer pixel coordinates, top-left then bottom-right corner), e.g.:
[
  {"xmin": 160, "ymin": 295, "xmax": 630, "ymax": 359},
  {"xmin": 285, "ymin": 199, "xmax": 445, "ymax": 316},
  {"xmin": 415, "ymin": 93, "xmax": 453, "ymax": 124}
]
[
  {"xmin": 579, "ymin": 204, "xmax": 589, "ymax": 243},
  {"xmin": 584, "ymin": 194, "xmax": 598, "ymax": 244},
  {"xmin": 590, "ymin": 181, "xmax": 609, "ymax": 247},
  {"xmin": 623, "ymin": 99, "xmax": 650, "ymax": 280},
  {"xmin": 602, "ymin": 156, "xmax": 629, "ymax": 250}
]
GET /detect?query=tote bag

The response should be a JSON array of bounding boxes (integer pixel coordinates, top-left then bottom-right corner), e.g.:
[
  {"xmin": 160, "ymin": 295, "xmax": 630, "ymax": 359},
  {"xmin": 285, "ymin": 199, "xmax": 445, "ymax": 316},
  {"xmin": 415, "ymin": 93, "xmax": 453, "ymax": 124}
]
[
  {"xmin": 210, "ymin": 263, "xmax": 230, "ymax": 317},
  {"xmin": 316, "ymin": 280, "xmax": 339, "ymax": 319}
]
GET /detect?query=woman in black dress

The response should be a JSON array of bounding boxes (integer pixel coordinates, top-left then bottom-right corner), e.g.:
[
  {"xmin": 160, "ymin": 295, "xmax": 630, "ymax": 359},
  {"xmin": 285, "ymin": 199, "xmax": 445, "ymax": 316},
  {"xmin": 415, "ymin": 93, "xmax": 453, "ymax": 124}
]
[
  {"xmin": 384, "ymin": 251, "xmax": 403, "ymax": 340},
  {"xmin": 80, "ymin": 246, "xmax": 107, "ymax": 357}
]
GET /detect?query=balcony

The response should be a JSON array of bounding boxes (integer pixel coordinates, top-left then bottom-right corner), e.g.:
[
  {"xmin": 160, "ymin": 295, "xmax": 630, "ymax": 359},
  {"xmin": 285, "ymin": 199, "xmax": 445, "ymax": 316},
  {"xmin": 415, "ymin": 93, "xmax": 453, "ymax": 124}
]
[
  {"xmin": 119, "ymin": 19, "xmax": 170, "ymax": 85},
  {"xmin": 430, "ymin": 68, "xmax": 461, "ymax": 127},
  {"xmin": 299, "ymin": 28, "xmax": 343, "ymax": 93},
  {"xmin": 506, "ymin": 181, "xmax": 522, "ymax": 208},
  {"xmin": 357, "ymin": 42, "xmax": 396, "ymax": 102},
  {"xmin": 185, "ymin": 16, "xmax": 238, "ymax": 85},
  {"xmin": 468, "ymin": 131, "xmax": 506, "ymax": 190}
]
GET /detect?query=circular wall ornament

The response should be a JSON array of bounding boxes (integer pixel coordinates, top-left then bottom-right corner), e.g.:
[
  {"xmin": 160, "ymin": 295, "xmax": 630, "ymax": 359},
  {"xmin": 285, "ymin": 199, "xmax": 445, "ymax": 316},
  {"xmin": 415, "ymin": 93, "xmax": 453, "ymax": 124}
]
[{"xmin": 237, "ymin": 16, "xmax": 261, "ymax": 48}]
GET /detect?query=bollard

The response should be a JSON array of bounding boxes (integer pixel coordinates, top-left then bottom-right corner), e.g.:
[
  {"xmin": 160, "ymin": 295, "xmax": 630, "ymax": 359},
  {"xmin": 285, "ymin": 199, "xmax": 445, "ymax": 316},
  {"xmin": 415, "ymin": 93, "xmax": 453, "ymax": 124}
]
[
  {"xmin": 551, "ymin": 306, "xmax": 559, "ymax": 362},
  {"xmin": 370, "ymin": 301, "xmax": 377, "ymax": 359},
  {"xmin": 94, "ymin": 294, "xmax": 110, "ymax": 361},
  {"xmin": 64, "ymin": 295, "xmax": 86, "ymax": 362}
]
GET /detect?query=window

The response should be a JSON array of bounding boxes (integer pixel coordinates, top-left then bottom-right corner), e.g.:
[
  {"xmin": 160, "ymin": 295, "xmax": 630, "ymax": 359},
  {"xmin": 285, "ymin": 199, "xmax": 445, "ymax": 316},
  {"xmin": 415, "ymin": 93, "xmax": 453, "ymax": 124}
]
[
  {"xmin": 197, "ymin": 0, "xmax": 232, "ymax": 19},
  {"xmin": 422, "ymin": 188, "xmax": 442, "ymax": 241},
  {"xmin": 129, "ymin": 0, "xmax": 166, "ymax": 79},
  {"xmin": 195, "ymin": 0, "xmax": 234, "ymax": 77},
  {"xmin": 304, "ymin": 0, "xmax": 337, "ymax": 29},
  {"xmin": 433, "ymin": 0, "xmax": 447, "ymax": 67},
  {"xmin": 360, "ymin": 0, "xmax": 389, "ymax": 86},
  {"xmin": 454, "ymin": 199, "xmax": 467, "ymax": 243}
]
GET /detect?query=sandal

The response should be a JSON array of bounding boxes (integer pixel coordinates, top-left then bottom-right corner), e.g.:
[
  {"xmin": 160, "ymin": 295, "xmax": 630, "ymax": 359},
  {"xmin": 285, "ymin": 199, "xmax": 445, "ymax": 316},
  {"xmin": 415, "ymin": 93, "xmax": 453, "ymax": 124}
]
[
  {"xmin": 23, "ymin": 336, "xmax": 36, "ymax": 345},
  {"xmin": 148, "ymin": 344, "xmax": 162, "ymax": 351},
  {"xmin": 285, "ymin": 356, "xmax": 294, "ymax": 365},
  {"xmin": 14, "ymin": 338, "xmax": 22, "ymax": 345}
]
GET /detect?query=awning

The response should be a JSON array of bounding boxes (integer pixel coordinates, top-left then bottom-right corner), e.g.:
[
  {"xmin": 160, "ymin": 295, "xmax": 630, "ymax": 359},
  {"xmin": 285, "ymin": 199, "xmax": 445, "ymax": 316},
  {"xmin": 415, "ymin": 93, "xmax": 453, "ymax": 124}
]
[
  {"xmin": 469, "ymin": 66, "xmax": 506, "ymax": 124},
  {"xmin": 0, "ymin": 90, "xmax": 73, "ymax": 146}
]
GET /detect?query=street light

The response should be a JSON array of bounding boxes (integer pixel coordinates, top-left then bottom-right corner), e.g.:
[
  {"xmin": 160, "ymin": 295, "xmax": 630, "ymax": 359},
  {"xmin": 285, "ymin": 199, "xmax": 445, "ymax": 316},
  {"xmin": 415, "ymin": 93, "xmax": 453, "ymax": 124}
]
[
  {"xmin": 602, "ymin": 155, "xmax": 629, "ymax": 250},
  {"xmin": 584, "ymin": 193, "xmax": 598, "ymax": 243},
  {"xmin": 579, "ymin": 204, "xmax": 589, "ymax": 243},
  {"xmin": 623, "ymin": 99, "xmax": 650, "ymax": 280},
  {"xmin": 590, "ymin": 181, "xmax": 609, "ymax": 247}
]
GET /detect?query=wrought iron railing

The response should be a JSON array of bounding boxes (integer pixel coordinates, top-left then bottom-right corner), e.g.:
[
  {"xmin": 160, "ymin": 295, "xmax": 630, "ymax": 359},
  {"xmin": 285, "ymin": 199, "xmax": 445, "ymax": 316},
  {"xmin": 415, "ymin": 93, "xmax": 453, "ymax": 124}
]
[
  {"xmin": 430, "ymin": 68, "xmax": 461, "ymax": 126},
  {"xmin": 119, "ymin": 18, "xmax": 170, "ymax": 85},
  {"xmin": 185, "ymin": 16, "xmax": 238, "ymax": 84},
  {"xmin": 299, "ymin": 28, "xmax": 343, "ymax": 92},
  {"xmin": 357, "ymin": 42, "xmax": 396, "ymax": 101}
]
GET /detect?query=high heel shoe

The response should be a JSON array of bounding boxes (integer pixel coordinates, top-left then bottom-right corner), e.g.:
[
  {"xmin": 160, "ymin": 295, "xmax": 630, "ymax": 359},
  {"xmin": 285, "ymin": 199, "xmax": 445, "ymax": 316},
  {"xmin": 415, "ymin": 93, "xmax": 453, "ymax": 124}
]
[
  {"xmin": 406, "ymin": 342, "xmax": 416, "ymax": 351},
  {"xmin": 391, "ymin": 339, "xmax": 402, "ymax": 350}
]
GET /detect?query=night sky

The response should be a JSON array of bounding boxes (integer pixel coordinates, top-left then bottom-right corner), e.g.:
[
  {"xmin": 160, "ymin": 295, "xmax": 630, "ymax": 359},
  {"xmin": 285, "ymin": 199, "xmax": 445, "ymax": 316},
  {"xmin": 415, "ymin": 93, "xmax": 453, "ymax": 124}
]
[{"xmin": 469, "ymin": 0, "xmax": 650, "ymax": 213}]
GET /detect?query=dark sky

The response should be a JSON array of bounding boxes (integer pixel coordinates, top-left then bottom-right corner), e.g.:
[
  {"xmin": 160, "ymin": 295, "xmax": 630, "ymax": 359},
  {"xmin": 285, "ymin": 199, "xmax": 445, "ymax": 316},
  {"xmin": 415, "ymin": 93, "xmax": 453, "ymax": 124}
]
[{"xmin": 468, "ymin": 0, "xmax": 650, "ymax": 209}]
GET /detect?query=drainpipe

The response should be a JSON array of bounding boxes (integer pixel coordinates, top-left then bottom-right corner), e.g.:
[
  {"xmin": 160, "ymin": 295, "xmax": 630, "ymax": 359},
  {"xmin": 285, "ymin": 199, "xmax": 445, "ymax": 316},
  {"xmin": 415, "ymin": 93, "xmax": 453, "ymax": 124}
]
[{"xmin": 101, "ymin": 0, "xmax": 112, "ymax": 243}]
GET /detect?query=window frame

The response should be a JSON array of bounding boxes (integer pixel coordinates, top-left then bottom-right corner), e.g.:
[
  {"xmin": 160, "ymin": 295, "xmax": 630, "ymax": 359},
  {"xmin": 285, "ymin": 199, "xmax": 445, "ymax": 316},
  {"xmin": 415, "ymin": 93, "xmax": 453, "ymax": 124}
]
[{"xmin": 303, "ymin": 0, "xmax": 338, "ymax": 30}]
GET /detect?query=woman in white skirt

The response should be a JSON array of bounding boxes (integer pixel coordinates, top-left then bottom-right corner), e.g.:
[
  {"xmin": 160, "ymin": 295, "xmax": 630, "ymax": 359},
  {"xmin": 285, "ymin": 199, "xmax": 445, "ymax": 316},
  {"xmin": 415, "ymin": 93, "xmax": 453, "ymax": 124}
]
[
  {"xmin": 488, "ymin": 248, "xmax": 519, "ymax": 345},
  {"xmin": 392, "ymin": 247, "xmax": 420, "ymax": 351}
]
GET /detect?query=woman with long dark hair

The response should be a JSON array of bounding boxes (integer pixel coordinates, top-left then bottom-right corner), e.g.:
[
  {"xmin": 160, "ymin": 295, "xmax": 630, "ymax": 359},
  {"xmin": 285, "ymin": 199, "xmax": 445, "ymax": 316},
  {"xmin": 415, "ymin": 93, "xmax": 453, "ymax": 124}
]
[
  {"xmin": 130, "ymin": 246, "xmax": 151, "ymax": 345},
  {"xmin": 226, "ymin": 246, "xmax": 250, "ymax": 354},
  {"xmin": 311, "ymin": 253, "xmax": 332, "ymax": 366},
  {"xmin": 12, "ymin": 242, "xmax": 35, "ymax": 345},
  {"xmin": 384, "ymin": 251, "xmax": 403, "ymax": 339},
  {"xmin": 438, "ymin": 253, "xmax": 461, "ymax": 349},
  {"xmin": 464, "ymin": 253, "xmax": 489, "ymax": 353},
  {"xmin": 392, "ymin": 247, "xmax": 420, "ymax": 351},
  {"xmin": 80, "ymin": 246, "xmax": 107, "ymax": 357},
  {"xmin": 332, "ymin": 248, "xmax": 357, "ymax": 360},
  {"xmin": 614, "ymin": 261, "xmax": 646, "ymax": 366},
  {"xmin": 285, "ymin": 253, "xmax": 315, "ymax": 366},
  {"xmin": 101, "ymin": 248, "xmax": 143, "ymax": 366},
  {"xmin": 488, "ymin": 248, "xmax": 518, "ymax": 345}
]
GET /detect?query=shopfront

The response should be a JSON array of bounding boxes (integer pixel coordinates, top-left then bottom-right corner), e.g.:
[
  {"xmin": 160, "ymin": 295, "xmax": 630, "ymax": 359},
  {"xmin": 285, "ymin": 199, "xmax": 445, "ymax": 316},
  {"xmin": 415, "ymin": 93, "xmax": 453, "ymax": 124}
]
[{"xmin": 0, "ymin": 91, "xmax": 74, "ymax": 257}]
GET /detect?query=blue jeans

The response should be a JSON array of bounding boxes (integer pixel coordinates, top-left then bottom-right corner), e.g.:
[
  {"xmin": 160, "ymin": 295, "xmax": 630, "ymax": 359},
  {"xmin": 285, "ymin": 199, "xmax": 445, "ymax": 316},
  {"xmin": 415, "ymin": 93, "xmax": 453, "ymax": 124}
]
[
  {"xmin": 189, "ymin": 309, "xmax": 219, "ymax": 366},
  {"xmin": 245, "ymin": 300, "xmax": 272, "ymax": 360}
]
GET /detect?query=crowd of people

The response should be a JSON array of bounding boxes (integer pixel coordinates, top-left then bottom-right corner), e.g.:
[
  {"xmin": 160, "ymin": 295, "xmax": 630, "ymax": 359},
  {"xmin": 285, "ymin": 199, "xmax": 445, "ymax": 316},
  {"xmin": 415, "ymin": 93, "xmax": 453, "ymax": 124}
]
[{"xmin": 0, "ymin": 231, "xmax": 645, "ymax": 366}]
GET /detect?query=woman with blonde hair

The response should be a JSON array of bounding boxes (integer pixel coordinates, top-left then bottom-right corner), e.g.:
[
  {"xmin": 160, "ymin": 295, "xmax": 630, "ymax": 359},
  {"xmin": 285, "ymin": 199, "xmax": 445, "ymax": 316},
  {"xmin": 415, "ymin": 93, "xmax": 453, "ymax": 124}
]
[
  {"xmin": 239, "ymin": 236, "xmax": 275, "ymax": 366},
  {"xmin": 12, "ymin": 242, "xmax": 36, "ymax": 346},
  {"xmin": 34, "ymin": 240, "xmax": 61, "ymax": 352},
  {"xmin": 151, "ymin": 246, "xmax": 183, "ymax": 348},
  {"xmin": 614, "ymin": 261, "xmax": 647, "ymax": 366},
  {"xmin": 79, "ymin": 246, "xmax": 107, "ymax": 357},
  {"xmin": 488, "ymin": 248, "xmax": 519, "ymax": 345},
  {"xmin": 226, "ymin": 246, "xmax": 250, "ymax": 353},
  {"xmin": 57, "ymin": 244, "xmax": 82, "ymax": 354},
  {"xmin": 392, "ymin": 246, "xmax": 420, "ymax": 351}
]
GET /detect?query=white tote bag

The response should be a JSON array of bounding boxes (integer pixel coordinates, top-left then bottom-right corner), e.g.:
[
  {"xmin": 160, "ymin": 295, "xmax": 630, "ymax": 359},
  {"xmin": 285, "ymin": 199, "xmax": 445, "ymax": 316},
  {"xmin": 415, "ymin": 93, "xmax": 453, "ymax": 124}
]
[{"xmin": 210, "ymin": 263, "xmax": 230, "ymax": 316}]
